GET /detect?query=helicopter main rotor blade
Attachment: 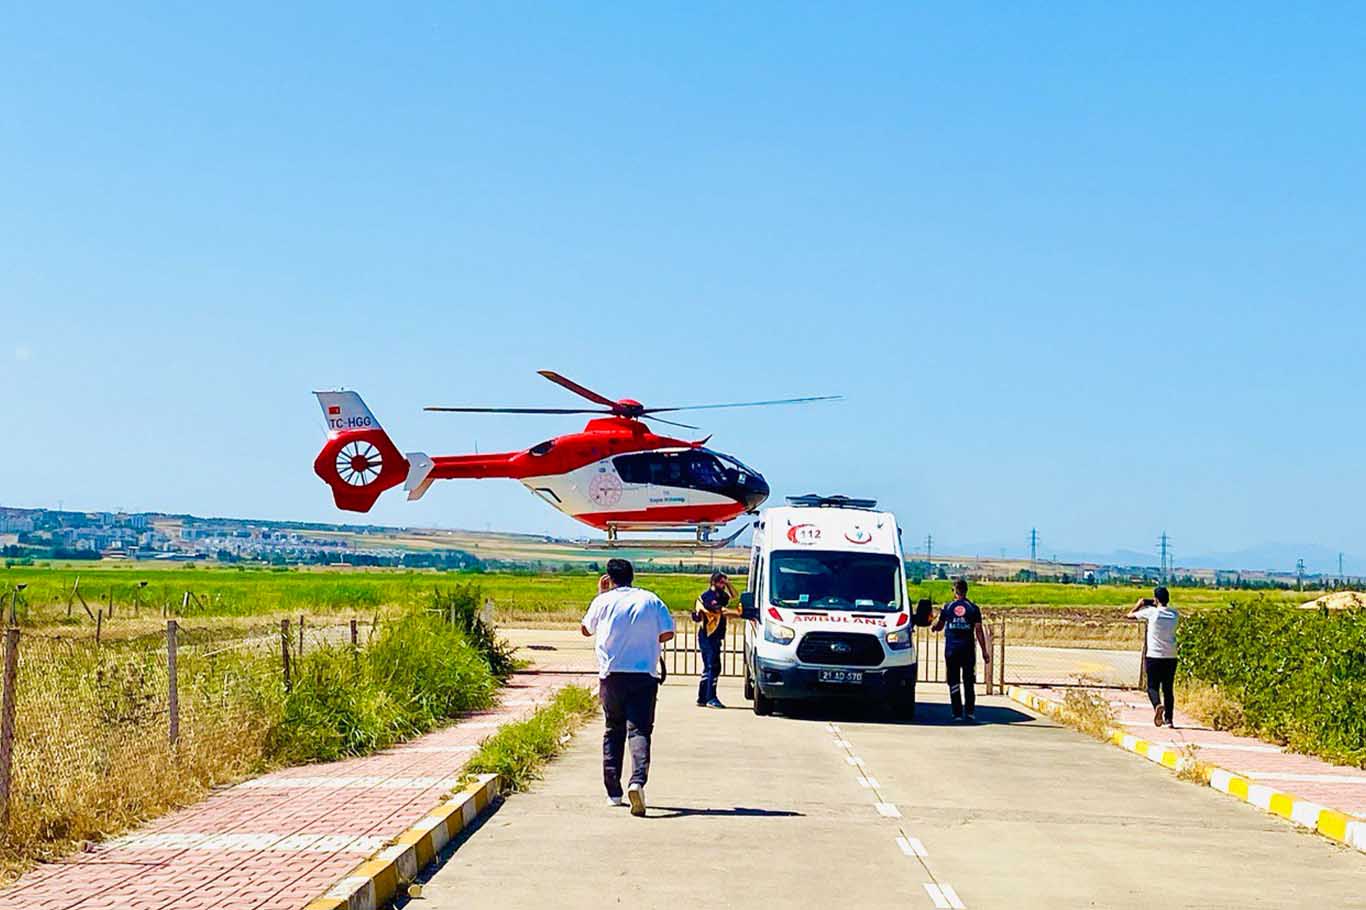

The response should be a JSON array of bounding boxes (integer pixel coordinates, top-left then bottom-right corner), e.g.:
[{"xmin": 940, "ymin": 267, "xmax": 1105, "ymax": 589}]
[
  {"xmin": 642, "ymin": 415, "xmax": 701, "ymax": 431},
  {"xmin": 645, "ymin": 395, "xmax": 843, "ymax": 414},
  {"xmin": 424, "ymin": 406, "xmax": 612, "ymax": 415},
  {"xmin": 537, "ymin": 370, "xmax": 621, "ymax": 409}
]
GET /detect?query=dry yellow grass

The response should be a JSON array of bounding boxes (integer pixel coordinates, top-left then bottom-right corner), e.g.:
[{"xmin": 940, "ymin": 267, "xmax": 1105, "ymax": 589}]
[
  {"xmin": 0, "ymin": 634, "xmax": 281, "ymax": 879},
  {"xmin": 1059, "ymin": 687, "xmax": 1118, "ymax": 740},
  {"xmin": 1175, "ymin": 679, "xmax": 1250, "ymax": 736}
]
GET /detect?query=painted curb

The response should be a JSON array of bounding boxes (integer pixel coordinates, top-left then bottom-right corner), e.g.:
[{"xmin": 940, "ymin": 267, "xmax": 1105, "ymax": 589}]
[
  {"xmin": 1005, "ymin": 686, "xmax": 1366, "ymax": 856},
  {"xmin": 303, "ymin": 773, "xmax": 502, "ymax": 910}
]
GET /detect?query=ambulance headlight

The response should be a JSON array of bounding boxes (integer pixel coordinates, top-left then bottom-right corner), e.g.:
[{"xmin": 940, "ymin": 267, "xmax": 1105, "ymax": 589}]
[
  {"xmin": 885, "ymin": 628, "xmax": 911, "ymax": 650},
  {"xmin": 764, "ymin": 622, "xmax": 796, "ymax": 645}
]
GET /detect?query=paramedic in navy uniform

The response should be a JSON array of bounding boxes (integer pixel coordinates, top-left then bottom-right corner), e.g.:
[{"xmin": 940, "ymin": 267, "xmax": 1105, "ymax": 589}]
[{"xmin": 932, "ymin": 577, "xmax": 990, "ymax": 721}]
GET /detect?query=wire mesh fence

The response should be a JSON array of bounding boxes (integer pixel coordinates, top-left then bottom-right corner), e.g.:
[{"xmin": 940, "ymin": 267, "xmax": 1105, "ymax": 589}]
[
  {"xmin": 0, "ymin": 608, "xmax": 378, "ymax": 859},
  {"xmin": 659, "ymin": 615, "xmax": 1145, "ymax": 693}
]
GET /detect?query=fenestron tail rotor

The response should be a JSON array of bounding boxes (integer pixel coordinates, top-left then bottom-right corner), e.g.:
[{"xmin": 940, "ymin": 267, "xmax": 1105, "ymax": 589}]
[{"xmin": 424, "ymin": 371, "xmax": 841, "ymax": 429}]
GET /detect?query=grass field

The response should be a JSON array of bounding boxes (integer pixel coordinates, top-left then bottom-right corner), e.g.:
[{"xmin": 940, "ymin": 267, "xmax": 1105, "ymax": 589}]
[{"xmin": 0, "ymin": 563, "xmax": 1325, "ymax": 628}]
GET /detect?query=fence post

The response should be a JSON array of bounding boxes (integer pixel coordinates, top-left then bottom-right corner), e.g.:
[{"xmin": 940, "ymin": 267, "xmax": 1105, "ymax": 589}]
[
  {"xmin": 0, "ymin": 626, "xmax": 18, "ymax": 833},
  {"xmin": 298, "ymin": 615, "xmax": 305, "ymax": 659},
  {"xmin": 180, "ymin": 591, "xmax": 190, "ymax": 618},
  {"xmin": 1138, "ymin": 621, "xmax": 1148, "ymax": 690},
  {"xmin": 281, "ymin": 619, "xmax": 292, "ymax": 692},
  {"xmin": 167, "ymin": 620, "xmax": 179, "ymax": 747},
  {"xmin": 107, "ymin": 589, "xmax": 114, "ymax": 620},
  {"xmin": 350, "ymin": 618, "xmax": 359, "ymax": 648},
  {"xmin": 998, "ymin": 617, "xmax": 1006, "ymax": 693},
  {"xmin": 96, "ymin": 608, "xmax": 103, "ymax": 645}
]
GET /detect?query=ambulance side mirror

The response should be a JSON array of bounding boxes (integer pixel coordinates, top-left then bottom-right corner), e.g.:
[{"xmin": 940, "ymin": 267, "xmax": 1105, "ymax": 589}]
[
  {"xmin": 913, "ymin": 598, "xmax": 934, "ymax": 627},
  {"xmin": 739, "ymin": 592, "xmax": 759, "ymax": 621}
]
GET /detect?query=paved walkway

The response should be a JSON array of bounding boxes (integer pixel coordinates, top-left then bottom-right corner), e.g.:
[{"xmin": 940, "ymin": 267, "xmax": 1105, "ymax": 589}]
[
  {"xmin": 0, "ymin": 671, "xmax": 594, "ymax": 910},
  {"xmin": 1031, "ymin": 685, "xmax": 1366, "ymax": 817}
]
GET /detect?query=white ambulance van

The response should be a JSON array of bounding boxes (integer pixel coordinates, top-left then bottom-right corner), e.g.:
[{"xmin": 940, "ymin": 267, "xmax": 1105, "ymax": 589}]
[{"xmin": 739, "ymin": 495, "xmax": 932, "ymax": 719}]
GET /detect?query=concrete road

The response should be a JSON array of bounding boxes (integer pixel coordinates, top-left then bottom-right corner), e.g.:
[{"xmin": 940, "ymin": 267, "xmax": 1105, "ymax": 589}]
[{"xmin": 418, "ymin": 679, "xmax": 1363, "ymax": 909}]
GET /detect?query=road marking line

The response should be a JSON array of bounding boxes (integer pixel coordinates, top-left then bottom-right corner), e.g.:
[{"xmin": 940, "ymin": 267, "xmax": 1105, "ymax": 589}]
[
  {"xmin": 875, "ymin": 802, "xmax": 902, "ymax": 818},
  {"xmin": 924, "ymin": 882, "xmax": 966, "ymax": 908},
  {"xmin": 897, "ymin": 835, "xmax": 927, "ymax": 857}
]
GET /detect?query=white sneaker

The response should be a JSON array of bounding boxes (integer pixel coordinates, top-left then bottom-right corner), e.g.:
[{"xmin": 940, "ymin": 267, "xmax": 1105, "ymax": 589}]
[
  {"xmin": 627, "ymin": 783, "xmax": 646, "ymax": 817},
  {"xmin": 607, "ymin": 795, "xmax": 625, "ymax": 807}
]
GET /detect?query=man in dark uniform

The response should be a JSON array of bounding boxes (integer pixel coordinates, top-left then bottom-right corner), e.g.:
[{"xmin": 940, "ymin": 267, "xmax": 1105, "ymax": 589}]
[
  {"xmin": 692, "ymin": 572, "xmax": 737, "ymax": 708},
  {"xmin": 932, "ymin": 577, "xmax": 990, "ymax": 721}
]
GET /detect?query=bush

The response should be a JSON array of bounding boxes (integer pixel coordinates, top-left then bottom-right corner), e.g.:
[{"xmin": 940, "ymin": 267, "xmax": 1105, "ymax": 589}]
[
  {"xmin": 431, "ymin": 585, "xmax": 518, "ymax": 679},
  {"xmin": 268, "ymin": 607, "xmax": 498, "ymax": 763},
  {"xmin": 464, "ymin": 686, "xmax": 597, "ymax": 790},
  {"xmin": 1179, "ymin": 603, "xmax": 1366, "ymax": 767}
]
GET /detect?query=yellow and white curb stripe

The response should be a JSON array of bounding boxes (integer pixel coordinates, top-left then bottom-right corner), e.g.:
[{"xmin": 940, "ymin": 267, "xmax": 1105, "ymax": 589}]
[
  {"xmin": 1005, "ymin": 686, "xmax": 1366, "ymax": 855},
  {"xmin": 303, "ymin": 774, "xmax": 502, "ymax": 910}
]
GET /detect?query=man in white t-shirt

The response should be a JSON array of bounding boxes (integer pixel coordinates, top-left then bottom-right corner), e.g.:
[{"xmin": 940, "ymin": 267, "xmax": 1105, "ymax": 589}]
[
  {"xmin": 1129, "ymin": 586, "xmax": 1179, "ymax": 727},
  {"xmin": 580, "ymin": 558, "xmax": 675, "ymax": 816}
]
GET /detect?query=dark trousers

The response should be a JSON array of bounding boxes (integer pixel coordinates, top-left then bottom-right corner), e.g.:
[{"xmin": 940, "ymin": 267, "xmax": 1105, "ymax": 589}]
[
  {"xmin": 1146, "ymin": 657, "xmax": 1177, "ymax": 724},
  {"xmin": 946, "ymin": 649, "xmax": 976, "ymax": 716},
  {"xmin": 697, "ymin": 633, "xmax": 722, "ymax": 704},
  {"xmin": 599, "ymin": 672, "xmax": 659, "ymax": 798}
]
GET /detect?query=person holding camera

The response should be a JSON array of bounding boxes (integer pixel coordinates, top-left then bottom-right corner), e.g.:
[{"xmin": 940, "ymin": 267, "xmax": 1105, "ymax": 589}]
[
  {"xmin": 1129, "ymin": 586, "xmax": 1179, "ymax": 727},
  {"xmin": 692, "ymin": 572, "xmax": 739, "ymax": 709},
  {"xmin": 581, "ymin": 558, "xmax": 675, "ymax": 816},
  {"xmin": 932, "ymin": 577, "xmax": 990, "ymax": 721}
]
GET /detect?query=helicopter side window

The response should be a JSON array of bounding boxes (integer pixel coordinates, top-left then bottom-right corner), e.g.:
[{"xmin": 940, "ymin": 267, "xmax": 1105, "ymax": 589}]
[
  {"xmin": 684, "ymin": 453, "xmax": 727, "ymax": 488},
  {"xmin": 614, "ymin": 451, "xmax": 729, "ymax": 491},
  {"xmin": 613, "ymin": 454, "xmax": 653, "ymax": 485}
]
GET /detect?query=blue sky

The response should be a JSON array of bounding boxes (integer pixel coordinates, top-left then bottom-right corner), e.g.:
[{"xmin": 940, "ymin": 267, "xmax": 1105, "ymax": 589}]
[{"xmin": 4, "ymin": 5, "xmax": 1364, "ymax": 570}]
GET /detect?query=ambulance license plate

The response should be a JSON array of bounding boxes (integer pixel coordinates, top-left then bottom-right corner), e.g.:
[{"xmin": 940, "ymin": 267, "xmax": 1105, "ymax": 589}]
[{"xmin": 819, "ymin": 669, "xmax": 863, "ymax": 684}]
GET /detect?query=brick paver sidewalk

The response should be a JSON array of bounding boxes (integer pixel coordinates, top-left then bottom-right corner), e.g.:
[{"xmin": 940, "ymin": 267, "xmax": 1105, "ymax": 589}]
[
  {"xmin": 1030, "ymin": 685, "xmax": 1366, "ymax": 817},
  {"xmin": 0, "ymin": 671, "xmax": 596, "ymax": 910}
]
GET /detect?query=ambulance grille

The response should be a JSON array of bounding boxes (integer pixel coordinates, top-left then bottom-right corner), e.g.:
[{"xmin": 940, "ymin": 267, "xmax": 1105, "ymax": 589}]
[{"xmin": 796, "ymin": 632, "xmax": 884, "ymax": 667}]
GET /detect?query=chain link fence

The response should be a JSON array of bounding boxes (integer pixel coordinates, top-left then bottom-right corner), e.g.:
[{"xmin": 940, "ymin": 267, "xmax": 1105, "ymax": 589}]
[
  {"xmin": 659, "ymin": 614, "xmax": 1145, "ymax": 694},
  {"xmin": 0, "ymin": 595, "xmax": 378, "ymax": 862}
]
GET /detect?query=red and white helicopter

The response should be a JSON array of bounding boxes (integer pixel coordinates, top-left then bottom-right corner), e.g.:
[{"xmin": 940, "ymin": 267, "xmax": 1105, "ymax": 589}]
[{"xmin": 312, "ymin": 371, "xmax": 839, "ymax": 546}]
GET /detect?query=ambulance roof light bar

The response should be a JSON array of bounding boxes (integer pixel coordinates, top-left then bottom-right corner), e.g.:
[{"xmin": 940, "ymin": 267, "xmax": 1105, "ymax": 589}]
[{"xmin": 786, "ymin": 494, "xmax": 879, "ymax": 510}]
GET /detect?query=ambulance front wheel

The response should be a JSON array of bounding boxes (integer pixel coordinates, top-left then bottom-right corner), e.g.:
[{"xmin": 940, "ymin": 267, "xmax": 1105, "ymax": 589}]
[
  {"xmin": 753, "ymin": 685, "xmax": 775, "ymax": 716},
  {"xmin": 744, "ymin": 669, "xmax": 755, "ymax": 701},
  {"xmin": 890, "ymin": 675, "xmax": 917, "ymax": 722}
]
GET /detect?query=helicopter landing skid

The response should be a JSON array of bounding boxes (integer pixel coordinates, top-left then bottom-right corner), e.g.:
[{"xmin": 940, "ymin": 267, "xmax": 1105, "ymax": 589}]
[{"xmin": 586, "ymin": 523, "xmax": 747, "ymax": 551}]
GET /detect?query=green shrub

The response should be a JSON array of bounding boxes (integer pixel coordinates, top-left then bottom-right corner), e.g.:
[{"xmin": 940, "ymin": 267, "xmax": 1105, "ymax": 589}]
[
  {"xmin": 431, "ymin": 585, "xmax": 518, "ymax": 679},
  {"xmin": 465, "ymin": 685, "xmax": 597, "ymax": 790},
  {"xmin": 268, "ymin": 607, "xmax": 498, "ymax": 763},
  {"xmin": 1179, "ymin": 603, "xmax": 1366, "ymax": 767}
]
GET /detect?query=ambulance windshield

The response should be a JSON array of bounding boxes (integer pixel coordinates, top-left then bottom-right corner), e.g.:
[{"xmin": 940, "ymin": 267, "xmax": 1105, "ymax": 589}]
[{"xmin": 769, "ymin": 550, "xmax": 902, "ymax": 612}]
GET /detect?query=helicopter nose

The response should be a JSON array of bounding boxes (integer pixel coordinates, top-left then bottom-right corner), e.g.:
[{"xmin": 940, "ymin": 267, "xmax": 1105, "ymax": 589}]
[{"xmin": 743, "ymin": 473, "xmax": 770, "ymax": 511}]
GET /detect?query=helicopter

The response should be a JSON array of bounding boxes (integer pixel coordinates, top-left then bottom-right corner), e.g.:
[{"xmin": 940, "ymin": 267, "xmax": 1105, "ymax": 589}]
[{"xmin": 312, "ymin": 370, "xmax": 839, "ymax": 546}]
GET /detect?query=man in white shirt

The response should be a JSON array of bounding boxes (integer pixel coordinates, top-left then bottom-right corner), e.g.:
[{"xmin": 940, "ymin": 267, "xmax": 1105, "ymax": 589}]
[
  {"xmin": 580, "ymin": 558, "xmax": 675, "ymax": 816},
  {"xmin": 1129, "ymin": 586, "xmax": 1179, "ymax": 727}
]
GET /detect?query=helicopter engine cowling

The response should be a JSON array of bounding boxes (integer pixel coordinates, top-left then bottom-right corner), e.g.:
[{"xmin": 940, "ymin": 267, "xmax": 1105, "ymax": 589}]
[{"xmin": 313, "ymin": 428, "xmax": 408, "ymax": 512}]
